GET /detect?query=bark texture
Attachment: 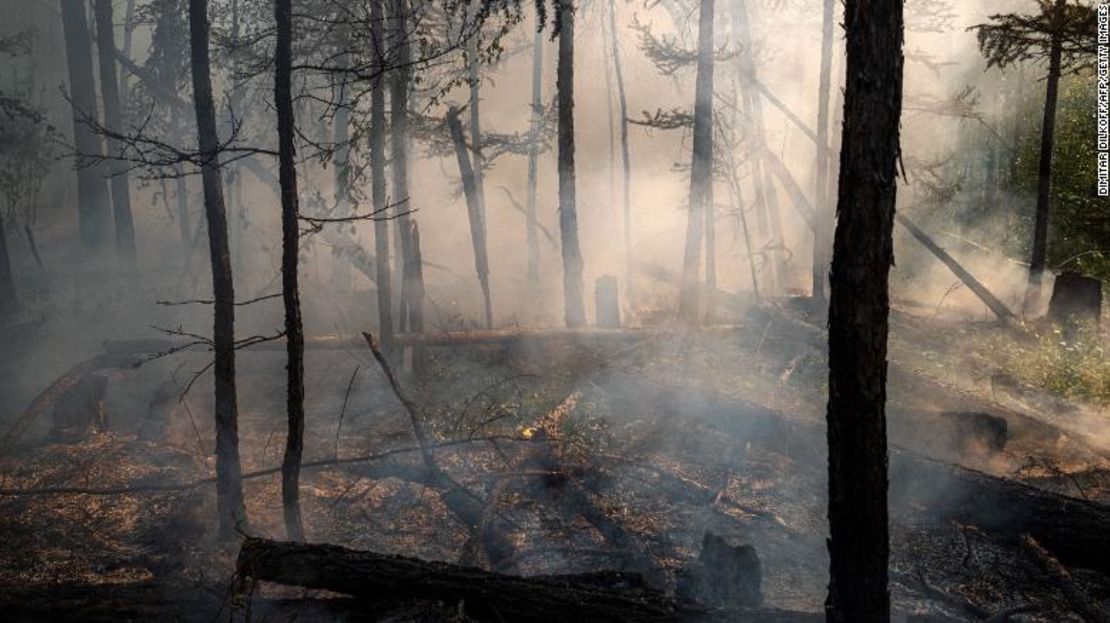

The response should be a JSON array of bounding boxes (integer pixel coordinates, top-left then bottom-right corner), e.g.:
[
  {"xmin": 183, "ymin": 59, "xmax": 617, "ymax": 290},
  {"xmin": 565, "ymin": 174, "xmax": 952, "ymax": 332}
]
[
  {"xmin": 557, "ymin": 0, "xmax": 586, "ymax": 328},
  {"xmin": 187, "ymin": 0, "xmax": 246, "ymax": 539},
  {"xmin": 273, "ymin": 0, "xmax": 306, "ymax": 541},
  {"xmin": 825, "ymin": 0, "xmax": 904, "ymax": 620}
]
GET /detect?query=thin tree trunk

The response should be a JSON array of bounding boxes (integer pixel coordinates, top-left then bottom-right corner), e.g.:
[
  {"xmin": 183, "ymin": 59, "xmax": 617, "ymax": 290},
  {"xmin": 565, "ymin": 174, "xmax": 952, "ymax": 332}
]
[
  {"xmin": 678, "ymin": 0, "xmax": 714, "ymax": 323},
  {"xmin": 59, "ymin": 0, "xmax": 112, "ymax": 251},
  {"xmin": 94, "ymin": 0, "xmax": 136, "ymax": 258},
  {"xmin": 121, "ymin": 0, "xmax": 136, "ymax": 111},
  {"xmin": 390, "ymin": 0, "xmax": 413, "ymax": 330},
  {"xmin": 730, "ymin": 0, "xmax": 786, "ymax": 292},
  {"xmin": 556, "ymin": 0, "xmax": 586, "ymax": 328},
  {"xmin": 811, "ymin": 0, "xmax": 834, "ymax": 302},
  {"xmin": 1025, "ymin": 0, "xmax": 1064, "ymax": 311},
  {"xmin": 606, "ymin": 0, "xmax": 633, "ymax": 301},
  {"xmin": 332, "ymin": 41, "xmax": 352, "ymax": 289},
  {"xmin": 371, "ymin": 0, "xmax": 394, "ymax": 350},
  {"xmin": 525, "ymin": 25, "xmax": 543, "ymax": 284},
  {"xmin": 446, "ymin": 107, "xmax": 494, "ymax": 329},
  {"xmin": 274, "ymin": 0, "xmax": 306, "ymax": 542},
  {"xmin": 467, "ymin": 37, "xmax": 488, "ymax": 229},
  {"xmin": 406, "ymin": 221, "xmax": 426, "ymax": 373},
  {"xmin": 187, "ymin": 0, "xmax": 246, "ymax": 540},
  {"xmin": 825, "ymin": 0, "xmax": 904, "ymax": 620},
  {"xmin": 0, "ymin": 214, "xmax": 15, "ymax": 318}
]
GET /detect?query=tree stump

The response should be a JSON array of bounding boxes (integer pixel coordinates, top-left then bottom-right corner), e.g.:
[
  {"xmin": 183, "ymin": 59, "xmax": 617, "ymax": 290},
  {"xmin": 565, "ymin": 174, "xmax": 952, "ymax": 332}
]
[
  {"xmin": 596, "ymin": 275, "xmax": 621, "ymax": 328},
  {"xmin": 676, "ymin": 532, "xmax": 762, "ymax": 608},
  {"xmin": 1047, "ymin": 272, "xmax": 1102, "ymax": 330}
]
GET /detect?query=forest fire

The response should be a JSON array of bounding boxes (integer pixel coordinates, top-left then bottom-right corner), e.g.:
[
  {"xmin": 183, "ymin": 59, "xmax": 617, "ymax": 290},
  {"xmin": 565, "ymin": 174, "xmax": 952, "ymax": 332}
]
[{"xmin": 0, "ymin": 0, "xmax": 1107, "ymax": 621}]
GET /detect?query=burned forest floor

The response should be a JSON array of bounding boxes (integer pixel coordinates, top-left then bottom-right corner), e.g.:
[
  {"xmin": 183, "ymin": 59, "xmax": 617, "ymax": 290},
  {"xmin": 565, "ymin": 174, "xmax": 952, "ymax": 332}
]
[{"xmin": 0, "ymin": 299, "xmax": 1108, "ymax": 621}]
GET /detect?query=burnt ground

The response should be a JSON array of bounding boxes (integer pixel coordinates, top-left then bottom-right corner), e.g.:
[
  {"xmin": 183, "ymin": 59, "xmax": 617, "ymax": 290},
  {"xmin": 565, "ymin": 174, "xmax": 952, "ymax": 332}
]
[{"xmin": 0, "ymin": 303, "xmax": 1108, "ymax": 621}]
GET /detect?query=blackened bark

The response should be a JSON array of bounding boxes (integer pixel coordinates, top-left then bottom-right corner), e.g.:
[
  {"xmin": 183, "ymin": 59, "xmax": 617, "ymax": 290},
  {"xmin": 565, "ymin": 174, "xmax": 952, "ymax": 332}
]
[
  {"xmin": 371, "ymin": 0, "xmax": 394, "ymax": 350},
  {"xmin": 811, "ymin": 0, "xmax": 834, "ymax": 301},
  {"xmin": 274, "ymin": 0, "xmax": 306, "ymax": 542},
  {"xmin": 1026, "ymin": 0, "xmax": 1065, "ymax": 309},
  {"xmin": 0, "ymin": 214, "xmax": 15, "ymax": 317},
  {"xmin": 187, "ymin": 0, "xmax": 246, "ymax": 539},
  {"xmin": 467, "ymin": 37, "xmax": 488, "ymax": 232},
  {"xmin": 525, "ymin": 26, "xmax": 544, "ymax": 284},
  {"xmin": 606, "ymin": 0, "xmax": 633, "ymax": 299},
  {"xmin": 94, "ymin": 0, "xmax": 136, "ymax": 258},
  {"xmin": 390, "ymin": 0, "xmax": 414, "ymax": 328},
  {"xmin": 678, "ymin": 0, "xmax": 714, "ymax": 322},
  {"xmin": 60, "ymin": 0, "xmax": 112, "ymax": 251},
  {"xmin": 446, "ymin": 107, "xmax": 494, "ymax": 329},
  {"xmin": 825, "ymin": 0, "xmax": 904, "ymax": 620},
  {"xmin": 557, "ymin": 0, "xmax": 586, "ymax": 328}
]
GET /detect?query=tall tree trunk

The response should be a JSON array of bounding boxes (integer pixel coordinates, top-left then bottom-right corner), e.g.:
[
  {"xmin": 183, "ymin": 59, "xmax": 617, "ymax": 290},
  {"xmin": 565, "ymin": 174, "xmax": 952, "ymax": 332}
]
[
  {"xmin": 678, "ymin": 0, "xmax": 714, "ymax": 323},
  {"xmin": 94, "ymin": 0, "xmax": 136, "ymax": 258},
  {"xmin": 274, "ymin": 0, "xmax": 306, "ymax": 542},
  {"xmin": 811, "ymin": 0, "xmax": 834, "ymax": 302},
  {"xmin": 187, "ymin": 0, "xmax": 246, "ymax": 540},
  {"xmin": 467, "ymin": 37, "xmax": 488, "ymax": 227},
  {"xmin": 606, "ymin": 0, "xmax": 633, "ymax": 301},
  {"xmin": 59, "ymin": 0, "xmax": 112, "ymax": 251},
  {"xmin": 390, "ymin": 0, "xmax": 414, "ymax": 330},
  {"xmin": 525, "ymin": 25, "xmax": 543, "ymax": 284},
  {"xmin": 0, "ymin": 214, "xmax": 15, "ymax": 318},
  {"xmin": 825, "ymin": 0, "xmax": 904, "ymax": 620},
  {"xmin": 331, "ymin": 41, "xmax": 352, "ymax": 289},
  {"xmin": 371, "ymin": 0, "xmax": 394, "ymax": 350},
  {"xmin": 447, "ymin": 107, "xmax": 494, "ymax": 329},
  {"xmin": 121, "ymin": 0, "xmax": 136, "ymax": 111},
  {"xmin": 730, "ymin": 0, "xmax": 786, "ymax": 292},
  {"xmin": 556, "ymin": 0, "xmax": 585, "ymax": 328},
  {"xmin": 1026, "ymin": 0, "xmax": 1065, "ymax": 311}
]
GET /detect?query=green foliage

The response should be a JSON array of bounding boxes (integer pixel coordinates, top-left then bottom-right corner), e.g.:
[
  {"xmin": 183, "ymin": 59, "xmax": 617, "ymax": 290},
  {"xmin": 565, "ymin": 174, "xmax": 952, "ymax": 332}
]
[
  {"xmin": 986, "ymin": 324, "xmax": 1110, "ymax": 406},
  {"xmin": 1013, "ymin": 75, "xmax": 1108, "ymax": 281},
  {"xmin": 970, "ymin": 0, "xmax": 1096, "ymax": 73}
]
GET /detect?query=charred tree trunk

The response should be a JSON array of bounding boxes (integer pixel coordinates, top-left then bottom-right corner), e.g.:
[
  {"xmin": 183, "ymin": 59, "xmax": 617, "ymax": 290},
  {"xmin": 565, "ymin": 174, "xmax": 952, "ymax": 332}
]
[
  {"xmin": 606, "ymin": 0, "xmax": 633, "ymax": 301},
  {"xmin": 94, "ymin": 0, "xmax": 136, "ymax": 259},
  {"xmin": 810, "ymin": 0, "xmax": 834, "ymax": 302},
  {"xmin": 557, "ymin": 0, "xmax": 586, "ymax": 328},
  {"xmin": 187, "ymin": 0, "xmax": 246, "ymax": 539},
  {"xmin": 60, "ymin": 0, "xmax": 112, "ymax": 251},
  {"xmin": 0, "ymin": 214, "xmax": 15, "ymax": 318},
  {"xmin": 1025, "ymin": 0, "xmax": 1065, "ymax": 311},
  {"xmin": 331, "ymin": 42, "xmax": 352, "ymax": 289},
  {"xmin": 370, "ymin": 0, "xmax": 394, "ymax": 351},
  {"xmin": 446, "ymin": 107, "xmax": 494, "ymax": 329},
  {"xmin": 467, "ymin": 37, "xmax": 488, "ymax": 231},
  {"xmin": 678, "ymin": 0, "xmax": 714, "ymax": 323},
  {"xmin": 274, "ymin": 0, "xmax": 306, "ymax": 542},
  {"xmin": 390, "ymin": 0, "xmax": 414, "ymax": 329},
  {"xmin": 825, "ymin": 0, "xmax": 904, "ymax": 620},
  {"xmin": 525, "ymin": 25, "xmax": 544, "ymax": 284}
]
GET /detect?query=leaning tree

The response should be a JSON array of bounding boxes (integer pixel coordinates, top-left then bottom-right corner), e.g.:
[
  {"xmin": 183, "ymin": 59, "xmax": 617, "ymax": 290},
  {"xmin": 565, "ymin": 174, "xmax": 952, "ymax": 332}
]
[{"xmin": 971, "ymin": 0, "xmax": 1095, "ymax": 310}]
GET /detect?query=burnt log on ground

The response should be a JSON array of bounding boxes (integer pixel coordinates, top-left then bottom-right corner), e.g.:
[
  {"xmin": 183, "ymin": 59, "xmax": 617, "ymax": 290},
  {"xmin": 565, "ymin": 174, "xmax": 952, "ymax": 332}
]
[
  {"xmin": 643, "ymin": 379, "xmax": 1110, "ymax": 576},
  {"xmin": 235, "ymin": 537, "xmax": 687, "ymax": 622},
  {"xmin": 1047, "ymin": 272, "xmax": 1102, "ymax": 329}
]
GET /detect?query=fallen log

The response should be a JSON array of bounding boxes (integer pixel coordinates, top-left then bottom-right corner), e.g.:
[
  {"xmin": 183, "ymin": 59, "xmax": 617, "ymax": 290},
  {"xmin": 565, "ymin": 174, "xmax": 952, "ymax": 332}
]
[
  {"xmin": 1, "ymin": 353, "xmax": 143, "ymax": 454},
  {"xmin": 235, "ymin": 537, "xmax": 687, "ymax": 622},
  {"xmin": 895, "ymin": 214, "xmax": 1015, "ymax": 320},
  {"xmin": 624, "ymin": 377, "xmax": 1110, "ymax": 575}
]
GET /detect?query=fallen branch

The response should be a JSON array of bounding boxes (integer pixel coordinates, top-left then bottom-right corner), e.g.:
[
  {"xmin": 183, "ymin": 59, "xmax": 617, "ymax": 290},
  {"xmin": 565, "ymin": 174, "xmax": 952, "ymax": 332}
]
[{"xmin": 235, "ymin": 537, "xmax": 686, "ymax": 622}]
